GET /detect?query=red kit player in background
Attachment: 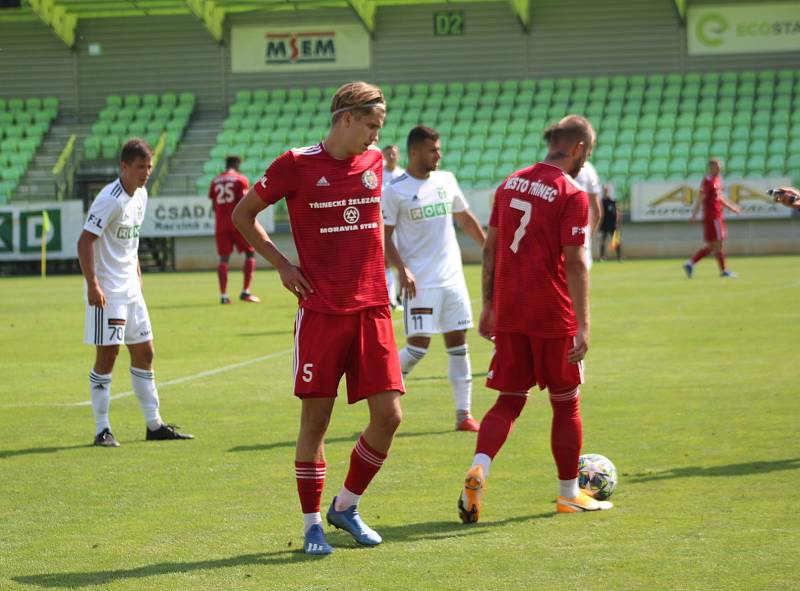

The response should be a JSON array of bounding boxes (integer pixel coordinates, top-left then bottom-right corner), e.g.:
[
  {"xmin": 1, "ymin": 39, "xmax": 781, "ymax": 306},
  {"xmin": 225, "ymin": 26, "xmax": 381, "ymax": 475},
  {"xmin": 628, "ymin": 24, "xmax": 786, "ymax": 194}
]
[
  {"xmin": 683, "ymin": 158, "xmax": 742, "ymax": 279},
  {"xmin": 458, "ymin": 115, "xmax": 613, "ymax": 524},
  {"xmin": 209, "ymin": 155, "xmax": 260, "ymax": 303},
  {"xmin": 233, "ymin": 82, "xmax": 404, "ymax": 556}
]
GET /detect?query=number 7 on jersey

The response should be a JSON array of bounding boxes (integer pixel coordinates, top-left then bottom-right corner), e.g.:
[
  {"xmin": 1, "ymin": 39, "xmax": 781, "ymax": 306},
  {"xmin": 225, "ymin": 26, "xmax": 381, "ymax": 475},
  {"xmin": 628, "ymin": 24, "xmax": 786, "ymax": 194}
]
[{"xmin": 509, "ymin": 198, "xmax": 532, "ymax": 253}]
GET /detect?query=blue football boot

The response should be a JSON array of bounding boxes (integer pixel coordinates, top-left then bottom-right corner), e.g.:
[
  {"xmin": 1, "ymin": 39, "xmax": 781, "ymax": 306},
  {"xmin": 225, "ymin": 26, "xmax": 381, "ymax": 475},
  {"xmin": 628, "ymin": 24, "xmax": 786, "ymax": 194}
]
[
  {"xmin": 683, "ymin": 262, "xmax": 693, "ymax": 278},
  {"xmin": 326, "ymin": 498, "xmax": 382, "ymax": 546},
  {"xmin": 303, "ymin": 524, "xmax": 334, "ymax": 556}
]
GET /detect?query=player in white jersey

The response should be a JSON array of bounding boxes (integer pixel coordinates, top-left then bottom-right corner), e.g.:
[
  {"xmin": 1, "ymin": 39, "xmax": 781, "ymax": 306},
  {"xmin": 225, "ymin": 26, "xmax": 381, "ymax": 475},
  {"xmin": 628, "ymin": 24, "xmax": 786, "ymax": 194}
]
[
  {"xmin": 574, "ymin": 160, "xmax": 601, "ymax": 270},
  {"xmin": 76, "ymin": 139, "xmax": 193, "ymax": 447},
  {"xmin": 383, "ymin": 126, "xmax": 486, "ymax": 431},
  {"xmin": 382, "ymin": 144, "xmax": 405, "ymax": 310}
]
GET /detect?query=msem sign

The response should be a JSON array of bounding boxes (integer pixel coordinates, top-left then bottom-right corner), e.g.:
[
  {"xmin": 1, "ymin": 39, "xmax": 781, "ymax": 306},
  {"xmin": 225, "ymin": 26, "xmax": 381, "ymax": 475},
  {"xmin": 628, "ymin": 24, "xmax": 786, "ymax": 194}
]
[
  {"xmin": 266, "ymin": 32, "xmax": 336, "ymax": 65},
  {"xmin": 232, "ymin": 24, "xmax": 371, "ymax": 73}
]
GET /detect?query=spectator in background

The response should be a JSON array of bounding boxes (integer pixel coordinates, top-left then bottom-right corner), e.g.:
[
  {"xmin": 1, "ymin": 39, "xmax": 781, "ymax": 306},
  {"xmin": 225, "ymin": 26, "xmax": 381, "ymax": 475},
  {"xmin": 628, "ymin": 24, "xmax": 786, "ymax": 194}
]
[{"xmin": 598, "ymin": 183, "xmax": 622, "ymax": 261}]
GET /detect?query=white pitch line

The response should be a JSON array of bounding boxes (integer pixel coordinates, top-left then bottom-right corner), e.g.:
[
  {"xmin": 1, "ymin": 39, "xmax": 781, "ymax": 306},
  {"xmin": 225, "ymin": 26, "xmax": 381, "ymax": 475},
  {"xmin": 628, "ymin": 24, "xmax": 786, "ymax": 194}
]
[
  {"xmin": 0, "ymin": 348, "xmax": 293, "ymax": 409},
  {"xmin": 5, "ymin": 308, "xmax": 428, "ymax": 410}
]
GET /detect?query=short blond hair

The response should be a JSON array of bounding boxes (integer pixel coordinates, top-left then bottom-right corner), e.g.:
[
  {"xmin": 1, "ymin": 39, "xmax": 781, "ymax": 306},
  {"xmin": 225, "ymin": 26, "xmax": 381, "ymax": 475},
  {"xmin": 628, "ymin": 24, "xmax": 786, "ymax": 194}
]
[{"xmin": 331, "ymin": 81, "xmax": 385, "ymax": 123}]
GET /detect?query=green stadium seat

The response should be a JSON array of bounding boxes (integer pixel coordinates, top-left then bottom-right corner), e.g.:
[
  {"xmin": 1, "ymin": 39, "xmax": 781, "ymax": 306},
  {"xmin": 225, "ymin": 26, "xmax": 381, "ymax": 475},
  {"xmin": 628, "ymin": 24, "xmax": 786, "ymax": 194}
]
[{"xmin": 161, "ymin": 93, "xmax": 178, "ymax": 106}]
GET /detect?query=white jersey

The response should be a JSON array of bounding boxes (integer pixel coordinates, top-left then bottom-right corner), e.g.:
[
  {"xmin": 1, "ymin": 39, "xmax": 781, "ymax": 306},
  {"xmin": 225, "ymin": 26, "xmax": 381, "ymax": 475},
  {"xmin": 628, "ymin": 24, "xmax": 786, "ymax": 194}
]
[
  {"xmin": 83, "ymin": 178, "xmax": 147, "ymax": 303},
  {"xmin": 575, "ymin": 161, "xmax": 601, "ymax": 249},
  {"xmin": 382, "ymin": 170, "xmax": 468, "ymax": 288},
  {"xmin": 382, "ymin": 165, "xmax": 405, "ymax": 187}
]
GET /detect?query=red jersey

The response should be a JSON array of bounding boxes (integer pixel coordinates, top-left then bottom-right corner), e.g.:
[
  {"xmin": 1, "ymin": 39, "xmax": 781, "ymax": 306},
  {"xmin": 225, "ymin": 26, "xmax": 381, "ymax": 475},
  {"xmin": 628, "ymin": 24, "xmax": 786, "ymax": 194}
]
[
  {"xmin": 254, "ymin": 143, "xmax": 388, "ymax": 314},
  {"xmin": 701, "ymin": 175, "xmax": 724, "ymax": 220},
  {"xmin": 209, "ymin": 170, "xmax": 250, "ymax": 232},
  {"xmin": 489, "ymin": 162, "xmax": 589, "ymax": 338}
]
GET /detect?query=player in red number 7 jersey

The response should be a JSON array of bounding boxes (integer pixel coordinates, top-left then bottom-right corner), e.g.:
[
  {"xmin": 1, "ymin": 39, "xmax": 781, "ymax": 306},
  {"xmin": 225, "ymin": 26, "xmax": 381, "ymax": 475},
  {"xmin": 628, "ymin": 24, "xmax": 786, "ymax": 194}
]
[
  {"xmin": 233, "ymin": 82, "xmax": 404, "ymax": 556},
  {"xmin": 458, "ymin": 115, "xmax": 613, "ymax": 523}
]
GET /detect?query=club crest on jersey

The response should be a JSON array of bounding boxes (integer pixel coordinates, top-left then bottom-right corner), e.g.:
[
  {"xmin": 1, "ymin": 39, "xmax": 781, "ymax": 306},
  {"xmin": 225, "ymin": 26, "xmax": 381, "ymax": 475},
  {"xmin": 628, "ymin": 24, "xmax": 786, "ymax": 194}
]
[
  {"xmin": 343, "ymin": 206, "xmax": 360, "ymax": 224},
  {"xmin": 361, "ymin": 170, "xmax": 379, "ymax": 190}
]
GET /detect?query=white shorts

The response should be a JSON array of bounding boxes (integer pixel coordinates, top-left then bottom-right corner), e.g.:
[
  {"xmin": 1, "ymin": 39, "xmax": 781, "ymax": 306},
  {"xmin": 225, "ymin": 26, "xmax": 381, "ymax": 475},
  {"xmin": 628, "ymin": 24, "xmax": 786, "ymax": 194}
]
[
  {"xmin": 84, "ymin": 299, "xmax": 153, "ymax": 346},
  {"xmin": 403, "ymin": 283, "xmax": 473, "ymax": 337}
]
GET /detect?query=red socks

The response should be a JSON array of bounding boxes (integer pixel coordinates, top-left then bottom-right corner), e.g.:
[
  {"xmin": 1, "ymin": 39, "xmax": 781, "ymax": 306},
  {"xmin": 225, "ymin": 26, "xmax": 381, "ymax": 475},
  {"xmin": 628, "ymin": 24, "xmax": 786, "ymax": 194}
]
[
  {"xmin": 715, "ymin": 251, "xmax": 727, "ymax": 271},
  {"xmin": 217, "ymin": 262, "xmax": 228, "ymax": 294},
  {"xmin": 549, "ymin": 389, "xmax": 583, "ymax": 480},
  {"xmin": 475, "ymin": 394, "xmax": 527, "ymax": 459},
  {"xmin": 344, "ymin": 436, "xmax": 387, "ymax": 495},
  {"xmin": 295, "ymin": 461, "xmax": 326, "ymax": 513},
  {"xmin": 691, "ymin": 247, "xmax": 712, "ymax": 264},
  {"xmin": 243, "ymin": 257, "xmax": 256, "ymax": 292}
]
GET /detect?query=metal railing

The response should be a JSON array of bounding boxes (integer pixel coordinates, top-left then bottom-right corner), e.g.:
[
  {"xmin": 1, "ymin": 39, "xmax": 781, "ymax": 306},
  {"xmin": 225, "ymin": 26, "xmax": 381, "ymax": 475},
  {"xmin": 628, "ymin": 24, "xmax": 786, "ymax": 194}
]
[
  {"xmin": 147, "ymin": 133, "xmax": 170, "ymax": 196},
  {"xmin": 52, "ymin": 134, "xmax": 77, "ymax": 201}
]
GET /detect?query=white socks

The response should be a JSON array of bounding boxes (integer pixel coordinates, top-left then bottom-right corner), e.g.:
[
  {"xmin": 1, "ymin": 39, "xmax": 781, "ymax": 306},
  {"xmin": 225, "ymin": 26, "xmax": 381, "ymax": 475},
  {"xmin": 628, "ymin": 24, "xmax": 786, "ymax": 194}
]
[
  {"xmin": 303, "ymin": 512, "xmax": 322, "ymax": 533},
  {"xmin": 399, "ymin": 344, "xmax": 427, "ymax": 375},
  {"xmin": 335, "ymin": 487, "xmax": 361, "ymax": 511},
  {"xmin": 446, "ymin": 345, "xmax": 472, "ymax": 413},
  {"xmin": 471, "ymin": 453, "xmax": 492, "ymax": 478},
  {"xmin": 130, "ymin": 367, "xmax": 162, "ymax": 430},
  {"xmin": 559, "ymin": 478, "xmax": 580, "ymax": 499},
  {"xmin": 89, "ymin": 370, "xmax": 112, "ymax": 434}
]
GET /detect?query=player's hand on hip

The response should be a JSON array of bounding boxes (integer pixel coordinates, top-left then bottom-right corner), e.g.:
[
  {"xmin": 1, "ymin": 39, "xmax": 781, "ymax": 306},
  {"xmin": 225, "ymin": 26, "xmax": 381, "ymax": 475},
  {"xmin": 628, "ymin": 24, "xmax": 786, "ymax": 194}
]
[
  {"xmin": 278, "ymin": 264, "xmax": 314, "ymax": 299},
  {"xmin": 568, "ymin": 329, "xmax": 589, "ymax": 364},
  {"xmin": 88, "ymin": 281, "xmax": 106, "ymax": 308},
  {"xmin": 478, "ymin": 306, "xmax": 495, "ymax": 342},
  {"xmin": 399, "ymin": 267, "xmax": 416, "ymax": 299}
]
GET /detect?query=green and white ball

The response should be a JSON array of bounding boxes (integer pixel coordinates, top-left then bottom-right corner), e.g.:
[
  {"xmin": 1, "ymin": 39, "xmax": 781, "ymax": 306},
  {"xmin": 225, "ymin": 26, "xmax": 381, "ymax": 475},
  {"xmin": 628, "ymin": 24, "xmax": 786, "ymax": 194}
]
[{"xmin": 578, "ymin": 454, "xmax": 617, "ymax": 500}]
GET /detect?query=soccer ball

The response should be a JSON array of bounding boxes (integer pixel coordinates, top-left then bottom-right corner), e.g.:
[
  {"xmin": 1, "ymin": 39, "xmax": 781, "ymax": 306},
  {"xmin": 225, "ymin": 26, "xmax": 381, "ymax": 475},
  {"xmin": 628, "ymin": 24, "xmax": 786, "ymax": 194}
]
[{"xmin": 578, "ymin": 453, "xmax": 617, "ymax": 500}]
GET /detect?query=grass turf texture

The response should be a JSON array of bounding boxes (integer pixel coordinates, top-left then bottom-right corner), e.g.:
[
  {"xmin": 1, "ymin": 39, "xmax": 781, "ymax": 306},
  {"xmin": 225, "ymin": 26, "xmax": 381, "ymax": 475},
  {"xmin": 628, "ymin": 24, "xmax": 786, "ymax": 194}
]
[{"xmin": 1, "ymin": 257, "xmax": 797, "ymax": 590}]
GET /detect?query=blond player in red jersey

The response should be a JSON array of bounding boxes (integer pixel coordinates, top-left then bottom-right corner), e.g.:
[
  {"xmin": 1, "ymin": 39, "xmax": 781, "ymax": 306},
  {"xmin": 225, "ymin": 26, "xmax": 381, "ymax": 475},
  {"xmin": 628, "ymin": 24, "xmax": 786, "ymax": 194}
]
[
  {"xmin": 233, "ymin": 82, "xmax": 404, "ymax": 556},
  {"xmin": 209, "ymin": 155, "xmax": 260, "ymax": 304},
  {"xmin": 683, "ymin": 158, "xmax": 742, "ymax": 279},
  {"xmin": 458, "ymin": 115, "xmax": 613, "ymax": 523}
]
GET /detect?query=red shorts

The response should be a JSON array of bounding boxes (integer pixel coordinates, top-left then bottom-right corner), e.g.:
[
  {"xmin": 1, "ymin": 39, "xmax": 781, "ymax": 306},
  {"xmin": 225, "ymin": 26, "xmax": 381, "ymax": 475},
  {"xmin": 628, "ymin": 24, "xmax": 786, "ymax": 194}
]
[
  {"xmin": 215, "ymin": 228, "xmax": 254, "ymax": 257},
  {"xmin": 293, "ymin": 305, "xmax": 405, "ymax": 403},
  {"xmin": 486, "ymin": 332, "xmax": 584, "ymax": 394},
  {"xmin": 703, "ymin": 218, "xmax": 726, "ymax": 242}
]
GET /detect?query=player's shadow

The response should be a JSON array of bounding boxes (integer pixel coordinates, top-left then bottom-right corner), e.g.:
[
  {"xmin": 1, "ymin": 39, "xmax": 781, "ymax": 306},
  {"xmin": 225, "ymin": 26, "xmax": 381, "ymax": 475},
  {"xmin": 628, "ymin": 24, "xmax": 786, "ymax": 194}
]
[
  {"xmin": 12, "ymin": 514, "xmax": 552, "ymax": 588},
  {"xmin": 628, "ymin": 457, "xmax": 800, "ymax": 483},
  {"xmin": 0, "ymin": 444, "xmax": 90, "ymax": 459},
  {"xmin": 228, "ymin": 429, "xmax": 454, "ymax": 453},
  {"xmin": 10, "ymin": 550, "xmax": 309, "ymax": 589},
  {"xmin": 356, "ymin": 510, "xmax": 553, "ymax": 545}
]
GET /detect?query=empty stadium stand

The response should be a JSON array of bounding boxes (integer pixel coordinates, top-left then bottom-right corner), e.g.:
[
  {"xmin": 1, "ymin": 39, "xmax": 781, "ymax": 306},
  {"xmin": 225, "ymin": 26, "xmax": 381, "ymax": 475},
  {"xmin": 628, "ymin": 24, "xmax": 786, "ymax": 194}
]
[
  {"xmin": 82, "ymin": 92, "xmax": 196, "ymax": 162},
  {"xmin": 200, "ymin": 69, "xmax": 800, "ymax": 200},
  {"xmin": 0, "ymin": 97, "xmax": 59, "ymax": 203}
]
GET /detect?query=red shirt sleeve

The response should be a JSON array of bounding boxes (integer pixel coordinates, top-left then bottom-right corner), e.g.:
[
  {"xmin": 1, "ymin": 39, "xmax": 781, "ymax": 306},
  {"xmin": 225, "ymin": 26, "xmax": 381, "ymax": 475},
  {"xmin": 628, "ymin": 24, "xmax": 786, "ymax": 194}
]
[
  {"xmin": 560, "ymin": 190, "xmax": 589, "ymax": 246},
  {"xmin": 254, "ymin": 151, "xmax": 297, "ymax": 205}
]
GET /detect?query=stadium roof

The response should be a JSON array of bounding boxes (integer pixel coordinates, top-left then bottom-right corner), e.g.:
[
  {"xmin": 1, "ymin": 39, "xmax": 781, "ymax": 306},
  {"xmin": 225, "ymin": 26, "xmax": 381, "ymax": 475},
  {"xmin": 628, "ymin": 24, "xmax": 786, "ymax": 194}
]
[{"xmin": 2, "ymin": 0, "xmax": 531, "ymax": 46}]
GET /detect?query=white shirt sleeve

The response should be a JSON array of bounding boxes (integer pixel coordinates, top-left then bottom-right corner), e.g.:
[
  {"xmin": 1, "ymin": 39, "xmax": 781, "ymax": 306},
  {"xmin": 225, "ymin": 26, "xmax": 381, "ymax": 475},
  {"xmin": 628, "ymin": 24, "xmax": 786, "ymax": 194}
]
[
  {"xmin": 382, "ymin": 183, "xmax": 401, "ymax": 227},
  {"xmin": 586, "ymin": 164, "xmax": 601, "ymax": 195},
  {"xmin": 83, "ymin": 193, "xmax": 120, "ymax": 237},
  {"xmin": 450, "ymin": 173, "xmax": 468, "ymax": 213}
]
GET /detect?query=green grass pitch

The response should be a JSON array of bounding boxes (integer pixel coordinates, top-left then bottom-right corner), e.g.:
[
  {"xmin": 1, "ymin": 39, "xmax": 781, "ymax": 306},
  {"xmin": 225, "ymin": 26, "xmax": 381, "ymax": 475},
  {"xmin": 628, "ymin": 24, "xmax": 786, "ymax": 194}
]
[{"xmin": 1, "ymin": 257, "xmax": 798, "ymax": 590}]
